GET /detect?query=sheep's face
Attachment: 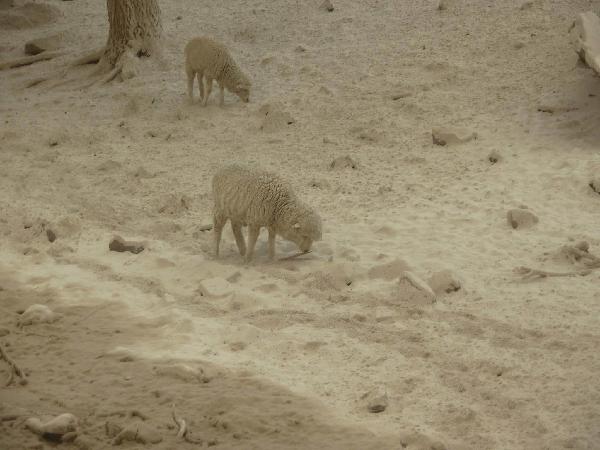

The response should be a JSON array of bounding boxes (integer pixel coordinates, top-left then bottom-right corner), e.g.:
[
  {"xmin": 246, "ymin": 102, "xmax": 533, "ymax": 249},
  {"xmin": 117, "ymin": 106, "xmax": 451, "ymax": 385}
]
[
  {"xmin": 282, "ymin": 211, "xmax": 322, "ymax": 253},
  {"xmin": 235, "ymin": 84, "xmax": 250, "ymax": 103}
]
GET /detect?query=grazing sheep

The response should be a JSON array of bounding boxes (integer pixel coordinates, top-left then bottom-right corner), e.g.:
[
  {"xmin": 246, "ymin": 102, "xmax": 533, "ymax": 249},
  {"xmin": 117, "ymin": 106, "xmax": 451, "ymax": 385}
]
[
  {"xmin": 184, "ymin": 36, "xmax": 251, "ymax": 106},
  {"xmin": 212, "ymin": 165, "xmax": 322, "ymax": 262}
]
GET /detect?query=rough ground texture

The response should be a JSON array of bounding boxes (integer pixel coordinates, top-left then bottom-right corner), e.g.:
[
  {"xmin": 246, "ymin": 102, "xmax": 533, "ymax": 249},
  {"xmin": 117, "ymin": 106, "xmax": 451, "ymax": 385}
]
[{"xmin": 1, "ymin": 0, "xmax": 600, "ymax": 449}]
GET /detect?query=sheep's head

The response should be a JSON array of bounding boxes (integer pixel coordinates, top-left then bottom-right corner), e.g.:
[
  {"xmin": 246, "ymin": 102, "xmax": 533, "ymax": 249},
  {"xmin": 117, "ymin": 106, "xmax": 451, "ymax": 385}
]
[
  {"xmin": 281, "ymin": 207, "xmax": 322, "ymax": 253},
  {"xmin": 235, "ymin": 82, "xmax": 251, "ymax": 103}
]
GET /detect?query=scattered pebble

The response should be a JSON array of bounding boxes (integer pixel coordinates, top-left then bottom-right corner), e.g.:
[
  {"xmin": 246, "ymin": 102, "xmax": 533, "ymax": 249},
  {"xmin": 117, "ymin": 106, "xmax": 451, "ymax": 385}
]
[
  {"xmin": 488, "ymin": 150, "xmax": 502, "ymax": 164},
  {"xmin": 46, "ymin": 228, "xmax": 56, "ymax": 243},
  {"xmin": 432, "ymin": 127, "xmax": 477, "ymax": 146},
  {"xmin": 113, "ymin": 422, "xmax": 162, "ymax": 445},
  {"xmin": 507, "ymin": 208, "xmax": 538, "ymax": 229},
  {"xmin": 154, "ymin": 363, "xmax": 209, "ymax": 383},
  {"xmin": 397, "ymin": 271, "xmax": 436, "ymax": 305},
  {"xmin": 25, "ymin": 413, "xmax": 78, "ymax": 440},
  {"xmin": 109, "ymin": 236, "xmax": 145, "ymax": 254},
  {"xmin": 198, "ymin": 277, "xmax": 233, "ymax": 298},
  {"xmin": 24, "ymin": 33, "xmax": 62, "ymax": 55},
  {"xmin": 320, "ymin": 0, "xmax": 334, "ymax": 12},
  {"xmin": 330, "ymin": 155, "xmax": 357, "ymax": 170},
  {"xmin": 18, "ymin": 304, "xmax": 62, "ymax": 327},
  {"xmin": 364, "ymin": 388, "xmax": 388, "ymax": 413},
  {"xmin": 428, "ymin": 270, "xmax": 461, "ymax": 294}
]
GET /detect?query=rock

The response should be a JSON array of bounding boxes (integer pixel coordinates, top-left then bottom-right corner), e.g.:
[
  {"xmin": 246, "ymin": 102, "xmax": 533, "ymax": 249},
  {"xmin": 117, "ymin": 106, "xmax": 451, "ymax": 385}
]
[
  {"xmin": 488, "ymin": 150, "xmax": 502, "ymax": 164},
  {"xmin": 368, "ymin": 258, "xmax": 411, "ymax": 281},
  {"xmin": 364, "ymin": 388, "xmax": 388, "ymax": 413},
  {"xmin": 154, "ymin": 363, "xmax": 209, "ymax": 383},
  {"xmin": 25, "ymin": 413, "xmax": 78, "ymax": 440},
  {"xmin": 397, "ymin": 271, "xmax": 436, "ymax": 305},
  {"xmin": 432, "ymin": 127, "xmax": 477, "ymax": 146},
  {"xmin": 24, "ymin": 33, "xmax": 62, "ymax": 55},
  {"xmin": 507, "ymin": 208, "xmax": 538, "ymax": 229},
  {"xmin": 294, "ymin": 44, "xmax": 307, "ymax": 52},
  {"xmin": 113, "ymin": 422, "xmax": 162, "ymax": 445},
  {"xmin": 46, "ymin": 228, "xmax": 56, "ymax": 243},
  {"xmin": 589, "ymin": 177, "xmax": 600, "ymax": 194},
  {"xmin": 428, "ymin": 270, "xmax": 461, "ymax": 294},
  {"xmin": 18, "ymin": 304, "xmax": 61, "ymax": 327},
  {"xmin": 320, "ymin": 0, "xmax": 334, "ymax": 12},
  {"xmin": 569, "ymin": 11, "xmax": 600, "ymax": 75},
  {"xmin": 437, "ymin": 0, "xmax": 448, "ymax": 11},
  {"xmin": 198, "ymin": 277, "xmax": 233, "ymax": 298},
  {"xmin": 330, "ymin": 155, "xmax": 357, "ymax": 170},
  {"xmin": 109, "ymin": 236, "xmax": 145, "ymax": 254}
]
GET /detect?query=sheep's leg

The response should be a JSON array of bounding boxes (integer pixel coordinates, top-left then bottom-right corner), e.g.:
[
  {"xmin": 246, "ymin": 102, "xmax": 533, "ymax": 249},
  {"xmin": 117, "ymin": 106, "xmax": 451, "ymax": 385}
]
[
  {"xmin": 203, "ymin": 77, "xmax": 213, "ymax": 106},
  {"xmin": 231, "ymin": 222, "xmax": 246, "ymax": 256},
  {"xmin": 196, "ymin": 72, "xmax": 204, "ymax": 103},
  {"xmin": 245, "ymin": 225, "xmax": 261, "ymax": 263},
  {"xmin": 186, "ymin": 69, "xmax": 195, "ymax": 103},
  {"xmin": 267, "ymin": 227, "xmax": 276, "ymax": 260},
  {"xmin": 213, "ymin": 215, "xmax": 226, "ymax": 258},
  {"xmin": 218, "ymin": 81, "xmax": 225, "ymax": 107}
]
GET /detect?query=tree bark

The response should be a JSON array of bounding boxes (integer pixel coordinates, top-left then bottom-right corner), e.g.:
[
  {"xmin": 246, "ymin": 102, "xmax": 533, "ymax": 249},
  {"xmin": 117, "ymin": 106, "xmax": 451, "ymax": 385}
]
[{"xmin": 100, "ymin": 0, "xmax": 162, "ymax": 69}]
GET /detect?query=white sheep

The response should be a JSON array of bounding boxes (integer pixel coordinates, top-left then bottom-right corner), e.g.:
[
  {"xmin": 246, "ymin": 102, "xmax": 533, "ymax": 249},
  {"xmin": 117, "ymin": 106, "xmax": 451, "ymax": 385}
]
[
  {"xmin": 184, "ymin": 36, "xmax": 251, "ymax": 106},
  {"xmin": 212, "ymin": 164, "xmax": 322, "ymax": 262}
]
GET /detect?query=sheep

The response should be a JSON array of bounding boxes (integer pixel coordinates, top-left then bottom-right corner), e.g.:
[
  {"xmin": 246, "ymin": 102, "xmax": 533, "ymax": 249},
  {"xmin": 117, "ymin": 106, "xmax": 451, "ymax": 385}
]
[
  {"xmin": 184, "ymin": 36, "xmax": 251, "ymax": 106},
  {"xmin": 212, "ymin": 164, "xmax": 322, "ymax": 262}
]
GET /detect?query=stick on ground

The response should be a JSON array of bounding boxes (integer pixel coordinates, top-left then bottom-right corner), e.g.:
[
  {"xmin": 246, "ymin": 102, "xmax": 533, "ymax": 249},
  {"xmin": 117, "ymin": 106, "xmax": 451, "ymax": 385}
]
[
  {"xmin": 279, "ymin": 250, "xmax": 312, "ymax": 261},
  {"xmin": 171, "ymin": 405, "xmax": 202, "ymax": 444},
  {"xmin": 0, "ymin": 343, "xmax": 28, "ymax": 386}
]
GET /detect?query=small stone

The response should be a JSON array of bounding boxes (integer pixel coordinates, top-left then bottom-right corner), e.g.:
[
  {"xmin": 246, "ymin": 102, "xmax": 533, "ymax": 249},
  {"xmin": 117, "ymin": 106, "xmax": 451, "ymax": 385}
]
[
  {"xmin": 589, "ymin": 177, "xmax": 600, "ymax": 194},
  {"xmin": 391, "ymin": 91, "xmax": 412, "ymax": 100},
  {"xmin": 397, "ymin": 271, "xmax": 436, "ymax": 305},
  {"xmin": 198, "ymin": 277, "xmax": 233, "ymax": 298},
  {"xmin": 25, "ymin": 413, "xmax": 78, "ymax": 438},
  {"xmin": 294, "ymin": 44, "xmax": 307, "ymax": 52},
  {"xmin": 46, "ymin": 228, "xmax": 56, "ymax": 242},
  {"xmin": 320, "ymin": 0, "xmax": 334, "ymax": 12},
  {"xmin": 18, "ymin": 304, "xmax": 61, "ymax": 327},
  {"xmin": 109, "ymin": 236, "xmax": 145, "ymax": 254},
  {"xmin": 113, "ymin": 422, "xmax": 162, "ymax": 445},
  {"xmin": 24, "ymin": 34, "xmax": 62, "ymax": 55},
  {"xmin": 428, "ymin": 270, "xmax": 461, "ymax": 294},
  {"xmin": 437, "ymin": 0, "xmax": 447, "ymax": 11},
  {"xmin": 507, "ymin": 208, "xmax": 538, "ymax": 229},
  {"xmin": 364, "ymin": 388, "xmax": 388, "ymax": 413},
  {"xmin": 432, "ymin": 127, "xmax": 477, "ymax": 146},
  {"xmin": 488, "ymin": 150, "xmax": 502, "ymax": 164},
  {"xmin": 154, "ymin": 363, "xmax": 208, "ymax": 383},
  {"xmin": 330, "ymin": 155, "xmax": 357, "ymax": 170}
]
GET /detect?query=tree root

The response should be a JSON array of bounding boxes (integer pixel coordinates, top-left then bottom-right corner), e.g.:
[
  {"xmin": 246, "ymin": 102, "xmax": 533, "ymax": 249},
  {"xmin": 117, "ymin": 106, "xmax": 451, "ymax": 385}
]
[
  {"xmin": 70, "ymin": 47, "xmax": 105, "ymax": 67},
  {"xmin": 0, "ymin": 51, "xmax": 65, "ymax": 71},
  {"xmin": 0, "ymin": 343, "xmax": 28, "ymax": 386},
  {"xmin": 171, "ymin": 405, "xmax": 202, "ymax": 444},
  {"xmin": 515, "ymin": 242, "xmax": 600, "ymax": 281}
]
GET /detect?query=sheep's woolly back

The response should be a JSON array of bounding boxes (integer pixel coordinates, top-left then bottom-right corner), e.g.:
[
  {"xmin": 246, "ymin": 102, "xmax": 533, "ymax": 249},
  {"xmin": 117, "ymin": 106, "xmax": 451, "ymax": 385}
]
[
  {"xmin": 185, "ymin": 37, "xmax": 250, "ymax": 91},
  {"xmin": 212, "ymin": 165, "xmax": 322, "ymax": 241}
]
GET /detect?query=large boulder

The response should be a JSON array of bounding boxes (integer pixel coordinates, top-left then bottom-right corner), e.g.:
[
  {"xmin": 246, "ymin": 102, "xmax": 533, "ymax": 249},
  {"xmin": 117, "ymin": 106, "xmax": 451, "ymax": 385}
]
[{"xmin": 570, "ymin": 11, "xmax": 600, "ymax": 75}]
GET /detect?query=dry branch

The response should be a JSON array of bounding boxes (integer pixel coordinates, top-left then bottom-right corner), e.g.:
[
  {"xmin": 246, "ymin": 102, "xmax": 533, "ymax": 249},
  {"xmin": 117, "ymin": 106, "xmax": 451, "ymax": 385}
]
[
  {"xmin": 171, "ymin": 405, "xmax": 202, "ymax": 444},
  {"xmin": 0, "ymin": 343, "xmax": 28, "ymax": 386},
  {"xmin": 279, "ymin": 250, "xmax": 312, "ymax": 261}
]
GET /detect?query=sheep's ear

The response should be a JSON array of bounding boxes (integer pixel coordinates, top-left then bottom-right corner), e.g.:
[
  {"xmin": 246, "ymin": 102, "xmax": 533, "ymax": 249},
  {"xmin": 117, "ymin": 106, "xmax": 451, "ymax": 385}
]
[{"xmin": 293, "ymin": 223, "xmax": 300, "ymax": 229}]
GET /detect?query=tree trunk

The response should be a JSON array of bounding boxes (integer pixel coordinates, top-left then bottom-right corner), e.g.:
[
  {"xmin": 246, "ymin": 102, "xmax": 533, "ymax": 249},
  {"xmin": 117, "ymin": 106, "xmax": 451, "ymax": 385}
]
[{"xmin": 100, "ymin": 0, "xmax": 162, "ymax": 69}]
